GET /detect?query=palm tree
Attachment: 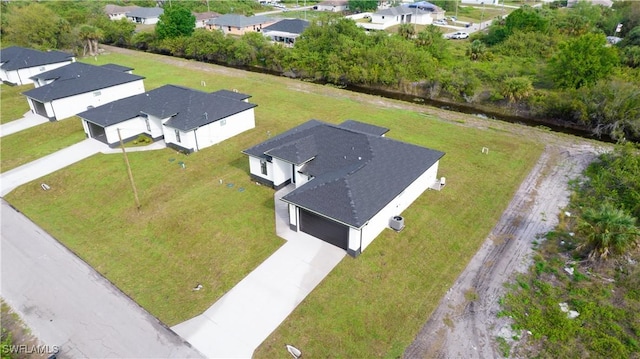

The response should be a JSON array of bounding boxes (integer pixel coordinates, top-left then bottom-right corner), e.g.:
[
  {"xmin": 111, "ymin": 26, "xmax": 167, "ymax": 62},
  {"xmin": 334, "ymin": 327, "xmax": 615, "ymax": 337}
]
[
  {"xmin": 466, "ymin": 40, "xmax": 487, "ymax": 61},
  {"xmin": 77, "ymin": 24, "xmax": 103, "ymax": 56},
  {"xmin": 577, "ymin": 203, "xmax": 640, "ymax": 261},
  {"xmin": 398, "ymin": 23, "xmax": 415, "ymax": 40}
]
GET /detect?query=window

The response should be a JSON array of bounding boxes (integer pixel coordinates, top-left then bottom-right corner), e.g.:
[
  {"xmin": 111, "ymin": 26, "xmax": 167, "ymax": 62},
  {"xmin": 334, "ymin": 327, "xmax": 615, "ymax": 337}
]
[
  {"xmin": 220, "ymin": 119, "xmax": 227, "ymax": 126},
  {"xmin": 145, "ymin": 119, "xmax": 151, "ymax": 132},
  {"xmin": 228, "ymin": 26, "xmax": 232, "ymax": 32},
  {"xmin": 175, "ymin": 129, "xmax": 181, "ymax": 143},
  {"xmin": 93, "ymin": 91, "xmax": 101, "ymax": 97},
  {"xmin": 260, "ymin": 160, "xmax": 268, "ymax": 175}
]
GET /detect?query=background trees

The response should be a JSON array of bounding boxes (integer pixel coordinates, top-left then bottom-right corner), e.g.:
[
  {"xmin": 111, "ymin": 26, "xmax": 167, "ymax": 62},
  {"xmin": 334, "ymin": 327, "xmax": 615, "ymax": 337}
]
[
  {"xmin": 156, "ymin": 5, "xmax": 196, "ymax": 40},
  {"xmin": 3, "ymin": 3, "xmax": 72, "ymax": 50}
]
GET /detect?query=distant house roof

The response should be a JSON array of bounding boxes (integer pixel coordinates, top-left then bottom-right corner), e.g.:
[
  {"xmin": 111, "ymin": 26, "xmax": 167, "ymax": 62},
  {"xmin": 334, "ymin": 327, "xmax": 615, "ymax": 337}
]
[
  {"xmin": 0, "ymin": 46, "xmax": 74, "ymax": 71},
  {"xmin": 244, "ymin": 120, "xmax": 445, "ymax": 228},
  {"xmin": 23, "ymin": 62, "xmax": 144, "ymax": 102},
  {"xmin": 208, "ymin": 14, "xmax": 273, "ymax": 28},
  {"xmin": 263, "ymin": 19, "xmax": 310, "ymax": 35},
  {"xmin": 126, "ymin": 7, "xmax": 164, "ymax": 19},
  {"xmin": 78, "ymin": 85, "xmax": 256, "ymax": 132},
  {"xmin": 377, "ymin": 5, "xmax": 429, "ymax": 16},
  {"xmin": 193, "ymin": 11, "xmax": 220, "ymax": 21},
  {"xmin": 317, "ymin": 0, "xmax": 349, "ymax": 6},
  {"xmin": 104, "ymin": 4, "xmax": 140, "ymax": 15},
  {"xmin": 406, "ymin": 1, "xmax": 444, "ymax": 12}
]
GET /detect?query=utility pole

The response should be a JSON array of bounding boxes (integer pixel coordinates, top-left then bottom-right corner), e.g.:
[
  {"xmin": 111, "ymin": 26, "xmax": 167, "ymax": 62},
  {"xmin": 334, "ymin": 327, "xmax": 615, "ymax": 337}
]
[{"xmin": 117, "ymin": 128, "xmax": 141, "ymax": 211}]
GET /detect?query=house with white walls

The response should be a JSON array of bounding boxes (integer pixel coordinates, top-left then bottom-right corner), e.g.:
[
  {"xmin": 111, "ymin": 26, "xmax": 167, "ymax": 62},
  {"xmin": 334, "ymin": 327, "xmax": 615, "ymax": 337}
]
[
  {"xmin": 0, "ymin": 46, "xmax": 75, "ymax": 86},
  {"xmin": 243, "ymin": 120, "xmax": 445, "ymax": 257},
  {"xmin": 78, "ymin": 85, "xmax": 256, "ymax": 152},
  {"xmin": 22, "ymin": 62, "xmax": 145, "ymax": 121}
]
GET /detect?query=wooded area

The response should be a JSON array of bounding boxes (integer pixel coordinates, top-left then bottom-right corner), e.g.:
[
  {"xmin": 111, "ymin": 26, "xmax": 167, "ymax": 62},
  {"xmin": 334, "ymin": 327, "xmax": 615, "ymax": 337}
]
[{"xmin": 1, "ymin": 0, "xmax": 639, "ymax": 140}]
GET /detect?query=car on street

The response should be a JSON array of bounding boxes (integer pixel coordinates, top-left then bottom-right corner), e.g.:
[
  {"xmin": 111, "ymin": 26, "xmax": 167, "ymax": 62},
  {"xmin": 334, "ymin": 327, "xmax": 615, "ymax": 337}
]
[
  {"xmin": 449, "ymin": 31, "xmax": 469, "ymax": 39},
  {"xmin": 433, "ymin": 19, "xmax": 448, "ymax": 25}
]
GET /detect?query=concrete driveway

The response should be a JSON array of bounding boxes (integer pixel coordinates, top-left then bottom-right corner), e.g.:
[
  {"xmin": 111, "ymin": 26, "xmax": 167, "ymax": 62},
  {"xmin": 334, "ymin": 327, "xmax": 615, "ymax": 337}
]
[
  {"xmin": 0, "ymin": 139, "xmax": 105, "ymax": 196},
  {"xmin": 0, "ymin": 200, "xmax": 204, "ymax": 358},
  {"xmin": 0, "ymin": 111, "xmax": 49, "ymax": 138},
  {"xmin": 172, "ymin": 185, "xmax": 345, "ymax": 358}
]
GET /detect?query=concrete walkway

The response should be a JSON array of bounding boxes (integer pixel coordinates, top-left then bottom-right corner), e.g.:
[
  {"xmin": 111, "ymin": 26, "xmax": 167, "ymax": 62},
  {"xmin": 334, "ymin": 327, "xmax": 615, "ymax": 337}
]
[
  {"xmin": 0, "ymin": 111, "xmax": 49, "ymax": 138},
  {"xmin": 0, "ymin": 139, "xmax": 167, "ymax": 196},
  {"xmin": 172, "ymin": 186, "xmax": 345, "ymax": 358},
  {"xmin": 0, "ymin": 200, "xmax": 204, "ymax": 358}
]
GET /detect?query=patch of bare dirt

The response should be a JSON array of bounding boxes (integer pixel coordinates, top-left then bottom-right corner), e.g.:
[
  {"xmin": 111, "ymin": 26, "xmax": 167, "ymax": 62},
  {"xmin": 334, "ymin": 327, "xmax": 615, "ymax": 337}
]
[{"xmin": 98, "ymin": 46, "xmax": 610, "ymax": 358}]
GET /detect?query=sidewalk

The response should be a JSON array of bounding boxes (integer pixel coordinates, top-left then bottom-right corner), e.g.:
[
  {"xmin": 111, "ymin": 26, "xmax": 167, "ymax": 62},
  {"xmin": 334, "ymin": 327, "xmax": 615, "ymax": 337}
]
[
  {"xmin": 0, "ymin": 111, "xmax": 49, "ymax": 138},
  {"xmin": 172, "ymin": 185, "xmax": 345, "ymax": 358}
]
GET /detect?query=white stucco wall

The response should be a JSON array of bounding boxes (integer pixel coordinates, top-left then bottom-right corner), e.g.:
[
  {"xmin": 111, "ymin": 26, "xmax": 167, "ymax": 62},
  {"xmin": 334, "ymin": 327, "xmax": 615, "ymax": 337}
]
[
  {"xmin": 164, "ymin": 126, "xmax": 197, "ymax": 151},
  {"xmin": 193, "ymin": 109, "xmax": 255, "ymax": 151},
  {"xmin": 272, "ymin": 158, "xmax": 293, "ymax": 187},
  {"xmin": 358, "ymin": 161, "xmax": 440, "ymax": 252},
  {"xmin": 370, "ymin": 13, "xmax": 401, "ymax": 27},
  {"xmin": 1, "ymin": 60, "xmax": 74, "ymax": 86},
  {"xmin": 248, "ymin": 156, "xmax": 274, "ymax": 183},
  {"xmin": 42, "ymin": 80, "xmax": 145, "ymax": 121},
  {"xmin": 293, "ymin": 164, "xmax": 313, "ymax": 188}
]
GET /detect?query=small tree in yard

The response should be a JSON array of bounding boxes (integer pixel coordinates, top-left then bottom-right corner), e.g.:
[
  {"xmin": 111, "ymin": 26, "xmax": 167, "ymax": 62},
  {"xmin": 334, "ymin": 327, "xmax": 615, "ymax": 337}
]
[
  {"xmin": 500, "ymin": 76, "xmax": 533, "ymax": 103},
  {"xmin": 156, "ymin": 5, "xmax": 195, "ymax": 40},
  {"xmin": 577, "ymin": 203, "xmax": 639, "ymax": 261}
]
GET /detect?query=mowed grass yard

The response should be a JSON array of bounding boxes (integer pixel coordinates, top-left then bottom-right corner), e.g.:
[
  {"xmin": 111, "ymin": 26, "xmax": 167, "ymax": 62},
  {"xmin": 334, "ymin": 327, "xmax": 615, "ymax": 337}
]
[
  {"xmin": 0, "ymin": 84, "xmax": 31, "ymax": 124},
  {"xmin": 6, "ymin": 50, "xmax": 543, "ymax": 355}
]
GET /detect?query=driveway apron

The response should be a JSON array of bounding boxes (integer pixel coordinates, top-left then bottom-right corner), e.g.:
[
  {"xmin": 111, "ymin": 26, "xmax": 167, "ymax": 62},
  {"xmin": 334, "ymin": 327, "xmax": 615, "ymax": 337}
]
[
  {"xmin": 172, "ymin": 186, "xmax": 346, "ymax": 358},
  {"xmin": 0, "ymin": 139, "xmax": 104, "ymax": 196},
  {"xmin": 0, "ymin": 111, "xmax": 49, "ymax": 138}
]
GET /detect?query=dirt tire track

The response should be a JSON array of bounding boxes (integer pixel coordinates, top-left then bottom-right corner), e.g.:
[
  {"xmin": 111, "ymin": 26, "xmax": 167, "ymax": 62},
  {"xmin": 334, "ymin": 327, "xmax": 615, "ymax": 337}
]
[{"xmin": 403, "ymin": 144, "xmax": 602, "ymax": 359}]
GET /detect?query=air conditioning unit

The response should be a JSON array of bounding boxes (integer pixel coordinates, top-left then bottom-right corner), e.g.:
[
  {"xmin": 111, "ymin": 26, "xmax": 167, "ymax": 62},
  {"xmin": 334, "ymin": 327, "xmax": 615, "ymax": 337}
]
[{"xmin": 389, "ymin": 216, "xmax": 405, "ymax": 231}]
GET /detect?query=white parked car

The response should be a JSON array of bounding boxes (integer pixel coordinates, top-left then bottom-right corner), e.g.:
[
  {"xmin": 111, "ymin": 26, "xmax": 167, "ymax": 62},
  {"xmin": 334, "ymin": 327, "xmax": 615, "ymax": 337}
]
[
  {"xmin": 450, "ymin": 31, "xmax": 469, "ymax": 39},
  {"xmin": 433, "ymin": 19, "xmax": 448, "ymax": 25}
]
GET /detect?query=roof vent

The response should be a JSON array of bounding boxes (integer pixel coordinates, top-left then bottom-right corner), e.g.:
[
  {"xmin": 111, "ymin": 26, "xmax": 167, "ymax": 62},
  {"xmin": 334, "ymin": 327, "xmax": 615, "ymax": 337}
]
[{"xmin": 390, "ymin": 216, "xmax": 405, "ymax": 231}]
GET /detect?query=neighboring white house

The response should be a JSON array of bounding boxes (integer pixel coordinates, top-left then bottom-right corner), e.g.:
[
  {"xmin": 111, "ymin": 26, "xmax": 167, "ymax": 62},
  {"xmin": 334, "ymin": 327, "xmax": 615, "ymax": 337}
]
[
  {"xmin": 105, "ymin": 4, "xmax": 140, "ymax": 20},
  {"xmin": 357, "ymin": 5, "xmax": 437, "ymax": 31},
  {"xmin": 315, "ymin": 0, "xmax": 349, "ymax": 12},
  {"xmin": 0, "ymin": 46, "xmax": 75, "ymax": 86},
  {"xmin": 567, "ymin": 0, "xmax": 613, "ymax": 7},
  {"xmin": 126, "ymin": 7, "xmax": 164, "ymax": 24},
  {"xmin": 263, "ymin": 19, "xmax": 310, "ymax": 47},
  {"xmin": 22, "ymin": 62, "xmax": 145, "ymax": 121},
  {"xmin": 243, "ymin": 120, "xmax": 445, "ymax": 257},
  {"xmin": 207, "ymin": 14, "xmax": 275, "ymax": 35},
  {"xmin": 77, "ymin": 85, "xmax": 256, "ymax": 153}
]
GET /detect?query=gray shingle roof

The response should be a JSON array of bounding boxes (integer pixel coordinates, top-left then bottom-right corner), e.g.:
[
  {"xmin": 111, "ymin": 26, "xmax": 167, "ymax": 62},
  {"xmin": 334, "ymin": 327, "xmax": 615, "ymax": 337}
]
[
  {"xmin": 23, "ymin": 62, "xmax": 144, "ymax": 102},
  {"xmin": 339, "ymin": 120, "xmax": 389, "ymax": 136},
  {"xmin": 263, "ymin": 19, "xmax": 310, "ymax": 35},
  {"xmin": 104, "ymin": 4, "xmax": 140, "ymax": 15},
  {"xmin": 209, "ymin": 14, "xmax": 272, "ymax": 28},
  {"xmin": 0, "ymin": 46, "xmax": 73, "ymax": 71},
  {"xmin": 100, "ymin": 63, "xmax": 133, "ymax": 72},
  {"xmin": 126, "ymin": 7, "xmax": 164, "ymax": 19},
  {"xmin": 78, "ymin": 85, "xmax": 256, "ymax": 132},
  {"xmin": 244, "ymin": 120, "xmax": 445, "ymax": 228}
]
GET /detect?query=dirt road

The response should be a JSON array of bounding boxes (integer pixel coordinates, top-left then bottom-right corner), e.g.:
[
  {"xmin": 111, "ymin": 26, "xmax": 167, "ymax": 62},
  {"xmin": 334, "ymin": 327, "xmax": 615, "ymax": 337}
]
[
  {"xmin": 100, "ymin": 46, "xmax": 607, "ymax": 358},
  {"xmin": 403, "ymin": 144, "xmax": 602, "ymax": 358}
]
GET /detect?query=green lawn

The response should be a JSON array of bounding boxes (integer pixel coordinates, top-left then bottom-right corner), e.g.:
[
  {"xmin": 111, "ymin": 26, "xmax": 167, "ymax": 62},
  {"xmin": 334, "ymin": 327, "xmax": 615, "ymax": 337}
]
[
  {"xmin": 6, "ymin": 49, "xmax": 543, "ymax": 353},
  {"xmin": 0, "ymin": 84, "xmax": 32, "ymax": 124},
  {"xmin": 0, "ymin": 117, "xmax": 86, "ymax": 173}
]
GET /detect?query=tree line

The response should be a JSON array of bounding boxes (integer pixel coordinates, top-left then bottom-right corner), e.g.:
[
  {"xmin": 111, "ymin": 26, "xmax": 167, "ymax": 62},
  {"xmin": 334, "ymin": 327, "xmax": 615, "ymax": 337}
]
[{"xmin": 2, "ymin": 1, "xmax": 639, "ymax": 141}]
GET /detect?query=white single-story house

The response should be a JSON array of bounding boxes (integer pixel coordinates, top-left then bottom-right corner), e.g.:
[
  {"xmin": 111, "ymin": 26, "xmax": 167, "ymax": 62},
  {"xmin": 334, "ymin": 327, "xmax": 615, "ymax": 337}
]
[
  {"xmin": 0, "ymin": 46, "xmax": 75, "ymax": 86},
  {"xmin": 406, "ymin": 1, "xmax": 445, "ymax": 20},
  {"xmin": 105, "ymin": 4, "xmax": 140, "ymax": 20},
  {"xmin": 206, "ymin": 14, "xmax": 275, "ymax": 35},
  {"xmin": 263, "ymin": 19, "xmax": 310, "ymax": 47},
  {"xmin": 126, "ymin": 7, "xmax": 164, "ymax": 24},
  {"xmin": 243, "ymin": 120, "xmax": 445, "ymax": 257},
  {"xmin": 567, "ymin": 0, "xmax": 613, "ymax": 7},
  {"xmin": 193, "ymin": 11, "xmax": 220, "ymax": 28},
  {"xmin": 316, "ymin": 0, "xmax": 349, "ymax": 12},
  {"xmin": 358, "ymin": 5, "xmax": 436, "ymax": 31},
  {"xmin": 22, "ymin": 62, "xmax": 145, "ymax": 121},
  {"xmin": 77, "ymin": 85, "xmax": 256, "ymax": 153}
]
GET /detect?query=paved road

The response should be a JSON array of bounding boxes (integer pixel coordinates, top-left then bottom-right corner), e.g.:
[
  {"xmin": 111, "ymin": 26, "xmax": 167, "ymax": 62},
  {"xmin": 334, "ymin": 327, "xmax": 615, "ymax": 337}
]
[
  {"xmin": 0, "ymin": 111, "xmax": 49, "ymax": 138},
  {"xmin": 172, "ymin": 185, "xmax": 345, "ymax": 358},
  {"xmin": 0, "ymin": 200, "xmax": 204, "ymax": 358}
]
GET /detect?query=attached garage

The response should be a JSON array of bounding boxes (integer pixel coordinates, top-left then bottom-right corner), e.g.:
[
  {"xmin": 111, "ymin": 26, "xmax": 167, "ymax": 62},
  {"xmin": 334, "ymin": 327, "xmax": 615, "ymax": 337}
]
[
  {"xmin": 32, "ymin": 100, "xmax": 48, "ymax": 118},
  {"xmin": 299, "ymin": 208, "xmax": 349, "ymax": 250},
  {"xmin": 86, "ymin": 122, "xmax": 107, "ymax": 144}
]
